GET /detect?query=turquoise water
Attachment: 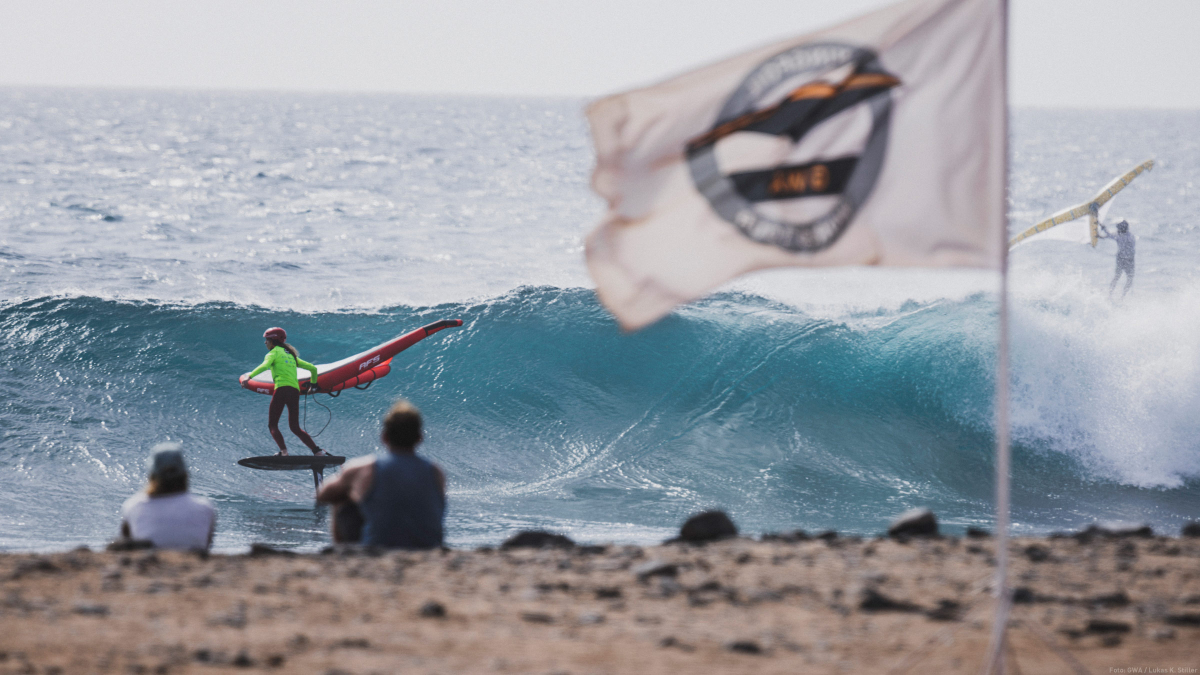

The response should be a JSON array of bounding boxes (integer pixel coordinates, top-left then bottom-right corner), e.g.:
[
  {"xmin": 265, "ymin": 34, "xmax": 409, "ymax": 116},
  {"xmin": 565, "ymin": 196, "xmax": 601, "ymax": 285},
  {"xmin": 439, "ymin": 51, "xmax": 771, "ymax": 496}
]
[{"xmin": 1, "ymin": 89, "xmax": 1197, "ymax": 551}]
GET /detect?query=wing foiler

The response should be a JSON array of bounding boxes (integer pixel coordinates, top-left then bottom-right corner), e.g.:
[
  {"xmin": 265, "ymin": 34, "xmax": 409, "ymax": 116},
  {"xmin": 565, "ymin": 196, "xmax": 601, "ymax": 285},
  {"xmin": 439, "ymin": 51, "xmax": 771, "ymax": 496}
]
[
  {"xmin": 1008, "ymin": 159, "xmax": 1154, "ymax": 249},
  {"xmin": 240, "ymin": 319, "xmax": 462, "ymax": 396}
]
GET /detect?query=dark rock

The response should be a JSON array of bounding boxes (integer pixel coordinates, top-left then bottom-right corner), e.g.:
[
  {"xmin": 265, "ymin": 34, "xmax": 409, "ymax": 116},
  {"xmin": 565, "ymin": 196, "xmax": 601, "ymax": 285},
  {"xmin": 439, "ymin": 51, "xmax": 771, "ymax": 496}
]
[
  {"xmin": 10, "ymin": 557, "xmax": 60, "ymax": 580},
  {"xmin": 1115, "ymin": 541, "xmax": 1138, "ymax": 560},
  {"xmin": 1023, "ymin": 545, "xmax": 1051, "ymax": 563},
  {"xmin": 1164, "ymin": 613, "xmax": 1200, "ymax": 627},
  {"xmin": 1073, "ymin": 527, "xmax": 1099, "ymax": 543},
  {"xmin": 1074, "ymin": 523, "xmax": 1154, "ymax": 543},
  {"xmin": 748, "ymin": 589, "xmax": 784, "ymax": 604},
  {"xmin": 859, "ymin": 588, "xmax": 922, "ymax": 613},
  {"xmin": 965, "ymin": 527, "xmax": 991, "ymax": 538},
  {"xmin": 679, "ymin": 511, "xmax": 738, "ymax": 543},
  {"xmin": 520, "ymin": 611, "xmax": 555, "ymax": 624},
  {"xmin": 106, "ymin": 539, "xmax": 153, "ymax": 552},
  {"xmin": 1011, "ymin": 587, "xmax": 1059, "ymax": 604},
  {"xmin": 888, "ymin": 508, "xmax": 938, "ymax": 538},
  {"xmin": 577, "ymin": 545, "xmax": 608, "ymax": 555},
  {"xmin": 192, "ymin": 649, "xmax": 212, "ymax": 663},
  {"xmin": 500, "ymin": 531, "xmax": 575, "ymax": 550},
  {"xmin": 320, "ymin": 544, "xmax": 384, "ymax": 557},
  {"xmin": 1088, "ymin": 591, "xmax": 1130, "ymax": 607},
  {"xmin": 1102, "ymin": 522, "xmax": 1154, "ymax": 538},
  {"xmin": 1085, "ymin": 619, "xmax": 1131, "ymax": 634},
  {"xmin": 418, "ymin": 601, "xmax": 446, "ymax": 618},
  {"xmin": 594, "ymin": 587, "xmax": 622, "ymax": 599},
  {"xmin": 1058, "ymin": 627, "xmax": 1084, "ymax": 640},
  {"xmin": 336, "ymin": 638, "xmax": 370, "ymax": 649},
  {"xmin": 248, "ymin": 543, "xmax": 295, "ymax": 557},
  {"xmin": 1182, "ymin": 522, "xmax": 1200, "ymax": 537},
  {"xmin": 72, "ymin": 602, "xmax": 110, "ymax": 617},
  {"xmin": 134, "ymin": 552, "xmax": 160, "ymax": 573},
  {"xmin": 1012, "ymin": 587, "xmax": 1035, "ymax": 604},
  {"xmin": 265, "ymin": 654, "xmax": 285, "ymax": 668},
  {"xmin": 288, "ymin": 634, "xmax": 310, "ymax": 650},
  {"xmin": 659, "ymin": 637, "xmax": 695, "ymax": 652},
  {"xmin": 687, "ymin": 580, "xmax": 731, "ymax": 606},
  {"xmin": 1100, "ymin": 635, "xmax": 1123, "ymax": 648},
  {"xmin": 633, "ymin": 560, "xmax": 678, "ymax": 580},
  {"xmin": 726, "ymin": 640, "xmax": 763, "ymax": 655},
  {"xmin": 760, "ymin": 530, "xmax": 810, "ymax": 543},
  {"xmin": 925, "ymin": 599, "xmax": 963, "ymax": 621},
  {"xmin": 232, "ymin": 651, "xmax": 254, "ymax": 668}
]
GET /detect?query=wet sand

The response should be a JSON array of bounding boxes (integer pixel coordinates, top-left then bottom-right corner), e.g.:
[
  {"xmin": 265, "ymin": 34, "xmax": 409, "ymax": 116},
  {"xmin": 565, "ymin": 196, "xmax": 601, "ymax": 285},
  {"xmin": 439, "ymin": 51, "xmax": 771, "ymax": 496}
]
[{"xmin": 1, "ymin": 534, "xmax": 1198, "ymax": 674}]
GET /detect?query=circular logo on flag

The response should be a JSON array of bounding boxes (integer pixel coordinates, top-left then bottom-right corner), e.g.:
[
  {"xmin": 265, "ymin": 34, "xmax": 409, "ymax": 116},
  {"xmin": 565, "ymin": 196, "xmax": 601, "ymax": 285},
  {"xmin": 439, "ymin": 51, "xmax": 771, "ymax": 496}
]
[{"xmin": 685, "ymin": 43, "xmax": 899, "ymax": 253}]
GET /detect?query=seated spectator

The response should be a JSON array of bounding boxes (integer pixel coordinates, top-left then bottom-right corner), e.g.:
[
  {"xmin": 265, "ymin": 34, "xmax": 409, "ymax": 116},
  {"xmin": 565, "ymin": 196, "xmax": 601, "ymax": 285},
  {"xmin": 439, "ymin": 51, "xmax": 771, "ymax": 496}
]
[
  {"xmin": 317, "ymin": 400, "xmax": 446, "ymax": 549},
  {"xmin": 120, "ymin": 443, "xmax": 216, "ymax": 551}
]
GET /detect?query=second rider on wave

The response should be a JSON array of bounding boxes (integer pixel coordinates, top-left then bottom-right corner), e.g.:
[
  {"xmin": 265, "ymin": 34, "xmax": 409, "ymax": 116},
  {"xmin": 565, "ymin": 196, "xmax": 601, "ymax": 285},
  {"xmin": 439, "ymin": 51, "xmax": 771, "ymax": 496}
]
[{"xmin": 242, "ymin": 327, "xmax": 327, "ymax": 457}]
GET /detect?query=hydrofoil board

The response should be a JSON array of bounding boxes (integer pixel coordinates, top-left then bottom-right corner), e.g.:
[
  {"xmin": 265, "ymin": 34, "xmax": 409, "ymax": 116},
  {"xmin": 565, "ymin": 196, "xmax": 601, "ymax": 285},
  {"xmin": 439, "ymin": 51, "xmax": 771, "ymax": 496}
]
[{"xmin": 238, "ymin": 455, "xmax": 346, "ymax": 471}]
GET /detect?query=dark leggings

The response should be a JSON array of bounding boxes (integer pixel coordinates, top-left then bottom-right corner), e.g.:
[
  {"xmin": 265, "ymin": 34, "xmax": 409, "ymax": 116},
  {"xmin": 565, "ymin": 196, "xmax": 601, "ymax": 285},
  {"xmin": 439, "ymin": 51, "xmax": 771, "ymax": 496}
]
[{"xmin": 268, "ymin": 386, "xmax": 321, "ymax": 453}]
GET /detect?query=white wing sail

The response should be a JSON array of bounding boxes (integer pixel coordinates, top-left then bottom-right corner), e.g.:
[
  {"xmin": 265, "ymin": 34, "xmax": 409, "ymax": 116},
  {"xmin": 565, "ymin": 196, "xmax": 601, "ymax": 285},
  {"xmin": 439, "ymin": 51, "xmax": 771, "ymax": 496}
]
[{"xmin": 1009, "ymin": 159, "xmax": 1154, "ymax": 249}]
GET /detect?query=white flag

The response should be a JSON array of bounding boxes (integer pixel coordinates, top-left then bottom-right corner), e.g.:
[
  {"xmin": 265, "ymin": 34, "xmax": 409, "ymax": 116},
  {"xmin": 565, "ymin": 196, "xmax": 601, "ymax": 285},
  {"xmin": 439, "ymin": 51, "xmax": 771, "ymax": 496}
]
[{"xmin": 585, "ymin": 0, "xmax": 1006, "ymax": 329}]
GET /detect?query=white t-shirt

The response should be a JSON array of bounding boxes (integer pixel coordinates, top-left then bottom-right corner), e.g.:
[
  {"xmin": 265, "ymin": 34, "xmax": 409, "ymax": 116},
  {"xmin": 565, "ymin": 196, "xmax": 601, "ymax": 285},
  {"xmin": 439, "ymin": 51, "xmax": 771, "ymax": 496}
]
[{"xmin": 121, "ymin": 492, "xmax": 216, "ymax": 550}]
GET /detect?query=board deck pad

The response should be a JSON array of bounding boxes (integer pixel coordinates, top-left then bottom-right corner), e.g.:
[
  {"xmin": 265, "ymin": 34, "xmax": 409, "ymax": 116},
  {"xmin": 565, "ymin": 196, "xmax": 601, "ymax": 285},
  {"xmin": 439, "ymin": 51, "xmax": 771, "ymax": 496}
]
[{"xmin": 238, "ymin": 455, "xmax": 346, "ymax": 471}]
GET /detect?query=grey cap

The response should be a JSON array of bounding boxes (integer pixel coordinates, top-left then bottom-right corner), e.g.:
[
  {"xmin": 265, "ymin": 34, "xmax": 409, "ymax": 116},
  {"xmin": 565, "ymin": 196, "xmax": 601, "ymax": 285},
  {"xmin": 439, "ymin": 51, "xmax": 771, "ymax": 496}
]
[{"xmin": 148, "ymin": 442, "xmax": 187, "ymax": 480}]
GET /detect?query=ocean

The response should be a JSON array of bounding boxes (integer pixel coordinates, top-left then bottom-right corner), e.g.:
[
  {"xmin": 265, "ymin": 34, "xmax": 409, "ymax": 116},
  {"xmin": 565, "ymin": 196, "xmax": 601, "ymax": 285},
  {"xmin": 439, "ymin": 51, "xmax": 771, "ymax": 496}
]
[{"xmin": 1, "ymin": 88, "xmax": 1198, "ymax": 552}]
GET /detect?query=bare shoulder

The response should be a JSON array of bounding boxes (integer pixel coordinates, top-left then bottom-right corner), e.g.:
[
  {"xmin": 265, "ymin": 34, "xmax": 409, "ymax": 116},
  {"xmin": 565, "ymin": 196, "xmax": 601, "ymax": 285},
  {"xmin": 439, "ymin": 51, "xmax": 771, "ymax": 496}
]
[
  {"xmin": 429, "ymin": 460, "xmax": 447, "ymax": 494},
  {"xmin": 342, "ymin": 455, "xmax": 377, "ymax": 472}
]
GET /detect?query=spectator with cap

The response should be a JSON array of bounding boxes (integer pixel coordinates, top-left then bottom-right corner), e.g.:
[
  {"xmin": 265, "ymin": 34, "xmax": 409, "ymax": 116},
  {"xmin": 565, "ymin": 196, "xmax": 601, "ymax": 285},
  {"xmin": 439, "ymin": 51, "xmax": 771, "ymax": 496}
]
[
  {"xmin": 317, "ymin": 399, "xmax": 445, "ymax": 549},
  {"xmin": 119, "ymin": 443, "xmax": 216, "ymax": 551}
]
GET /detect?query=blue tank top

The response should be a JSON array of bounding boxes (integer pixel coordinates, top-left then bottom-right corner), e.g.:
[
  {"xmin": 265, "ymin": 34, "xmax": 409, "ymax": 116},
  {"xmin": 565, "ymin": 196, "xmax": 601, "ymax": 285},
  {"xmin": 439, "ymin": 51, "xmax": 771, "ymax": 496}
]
[{"xmin": 359, "ymin": 453, "xmax": 445, "ymax": 549}]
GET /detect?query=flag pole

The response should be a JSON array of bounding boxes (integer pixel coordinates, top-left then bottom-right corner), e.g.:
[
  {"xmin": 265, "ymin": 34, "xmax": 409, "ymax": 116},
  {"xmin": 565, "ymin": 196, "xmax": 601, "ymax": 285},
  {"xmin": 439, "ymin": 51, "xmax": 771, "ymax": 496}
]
[{"xmin": 982, "ymin": 0, "xmax": 1012, "ymax": 672}]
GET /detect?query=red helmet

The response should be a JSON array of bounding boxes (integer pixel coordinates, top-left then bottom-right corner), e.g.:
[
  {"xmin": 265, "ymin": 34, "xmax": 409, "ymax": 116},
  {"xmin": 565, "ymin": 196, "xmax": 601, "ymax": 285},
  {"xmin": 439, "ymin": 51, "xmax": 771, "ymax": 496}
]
[{"xmin": 263, "ymin": 327, "xmax": 287, "ymax": 343}]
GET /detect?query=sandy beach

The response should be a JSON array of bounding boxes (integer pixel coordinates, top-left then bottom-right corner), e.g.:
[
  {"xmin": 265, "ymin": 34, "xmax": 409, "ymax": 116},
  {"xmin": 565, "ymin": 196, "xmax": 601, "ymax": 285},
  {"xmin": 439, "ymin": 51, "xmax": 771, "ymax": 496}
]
[{"xmin": 2, "ymin": 530, "xmax": 1197, "ymax": 674}]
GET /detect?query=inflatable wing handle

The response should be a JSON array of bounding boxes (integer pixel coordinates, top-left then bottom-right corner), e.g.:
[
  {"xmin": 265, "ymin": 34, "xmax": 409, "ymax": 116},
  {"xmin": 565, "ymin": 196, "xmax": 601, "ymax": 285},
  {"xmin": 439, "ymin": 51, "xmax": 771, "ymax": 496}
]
[{"xmin": 423, "ymin": 319, "xmax": 464, "ymax": 334}]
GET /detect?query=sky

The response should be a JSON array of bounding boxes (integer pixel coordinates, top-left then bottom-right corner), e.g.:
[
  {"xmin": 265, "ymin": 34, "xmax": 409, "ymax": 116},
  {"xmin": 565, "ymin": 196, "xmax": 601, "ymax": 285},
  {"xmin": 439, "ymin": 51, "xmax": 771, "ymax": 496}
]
[{"xmin": 1, "ymin": 0, "xmax": 1197, "ymax": 108}]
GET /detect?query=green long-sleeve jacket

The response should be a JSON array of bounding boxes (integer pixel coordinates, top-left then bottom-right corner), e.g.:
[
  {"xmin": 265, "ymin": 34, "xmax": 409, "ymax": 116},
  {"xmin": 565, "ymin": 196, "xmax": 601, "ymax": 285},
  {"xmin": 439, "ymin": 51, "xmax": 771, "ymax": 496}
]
[{"xmin": 248, "ymin": 346, "xmax": 319, "ymax": 391}]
